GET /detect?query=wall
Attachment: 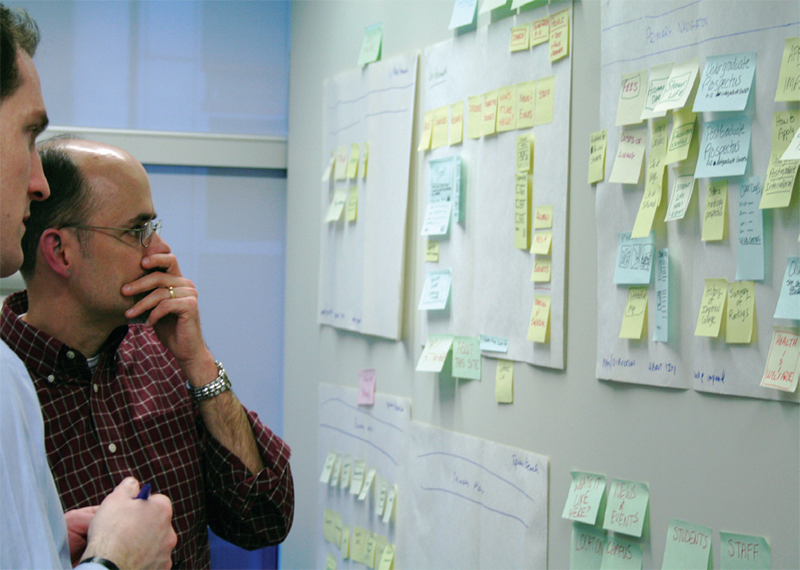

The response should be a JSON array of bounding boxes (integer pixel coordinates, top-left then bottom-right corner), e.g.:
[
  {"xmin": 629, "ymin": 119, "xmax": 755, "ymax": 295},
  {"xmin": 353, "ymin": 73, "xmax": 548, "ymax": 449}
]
[{"xmin": 284, "ymin": 2, "xmax": 799, "ymax": 569}]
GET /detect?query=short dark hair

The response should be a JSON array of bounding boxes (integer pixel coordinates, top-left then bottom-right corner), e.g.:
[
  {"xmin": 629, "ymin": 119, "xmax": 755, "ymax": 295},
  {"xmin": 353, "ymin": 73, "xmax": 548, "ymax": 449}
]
[
  {"xmin": 0, "ymin": 3, "xmax": 40, "ymax": 101},
  {"xmin": 20, "ymin": 143, "xmax": 95, "ymax": 279}
]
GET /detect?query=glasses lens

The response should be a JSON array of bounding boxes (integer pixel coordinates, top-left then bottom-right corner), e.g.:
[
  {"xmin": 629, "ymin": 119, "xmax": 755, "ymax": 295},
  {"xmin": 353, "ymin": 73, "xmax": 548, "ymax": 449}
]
[{"xmin": 142, "ymin": 220, "xmax": 162, "ymax": 247}]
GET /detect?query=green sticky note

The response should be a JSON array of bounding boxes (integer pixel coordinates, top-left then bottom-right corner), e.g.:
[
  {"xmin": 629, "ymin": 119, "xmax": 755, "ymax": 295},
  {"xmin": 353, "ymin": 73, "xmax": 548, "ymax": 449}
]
[
  {"xmin": 452, "ymin": 336, "xmax": 481, "ymax": 380},
  {"xmin": 720, "ymin": 532, "xmax": 770, "ymax": 570},
  {"xmin": 570, "ymin": 523, "xmax": 606, "ymax": 570},
  {"xmin": 603, "ymin": 479, "xmax": 648, "ymax": 538},
  {"xmin": 662, "ymin": 519, "xmax": 713, "ymax": 570},
  {"xmin": 600, "ymin": 535, "xmax": 642, "ymax": 570},
  {"xmin": 562, "ymin": 471, "xmax": 606, "ymax": 525},
  {"xmin": 357, "ymin": 23, "xmax": 382, "ymax": 66}
]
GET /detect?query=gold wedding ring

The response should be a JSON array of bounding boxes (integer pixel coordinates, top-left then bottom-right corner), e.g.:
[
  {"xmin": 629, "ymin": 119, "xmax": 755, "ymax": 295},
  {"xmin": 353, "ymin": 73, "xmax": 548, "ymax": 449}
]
[{"xmin": 169, "ymin": 286, "xmax": 176, "ymax": 299}]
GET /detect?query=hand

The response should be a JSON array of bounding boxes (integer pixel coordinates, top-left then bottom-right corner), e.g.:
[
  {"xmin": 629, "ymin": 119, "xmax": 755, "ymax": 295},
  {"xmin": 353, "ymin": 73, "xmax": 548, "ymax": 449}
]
[
  {"xmin": 65, "ymin": 506, "xmax": 99, "ymax": 567},
  {"xmin": 82, "ymin": 477, "xmax": 177, "ymax": 570}
]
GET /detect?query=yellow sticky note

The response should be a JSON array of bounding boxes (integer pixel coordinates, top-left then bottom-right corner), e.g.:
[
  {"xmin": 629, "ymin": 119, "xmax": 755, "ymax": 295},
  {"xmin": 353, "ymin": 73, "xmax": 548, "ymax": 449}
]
[
  {"xmin": 364, "ymin": 535, "xmax": 377, "ymax": 569},
  {"xmin": 726, "ymin": 280, "xmax": 756, "ymax": 344},
  {"xmin": 517, "ymin": 134, "xmax": 532, "ymax": 173},
  {"xmin": 665, "ymin": 108, "xmax": 697, "ymax": 165},
  {"xmin": 325, "ymin": 553, "xmax": 337, "ymax": 570},
  {"xmin": 531, "ymin": 258, "xmax": 552, "ymax": 282},
  {"xmin": 377, "ymin": 544, "xmax": 395, "ymax": 570},
  {"xmin": 510, "ymin": 24, "xmax": 530, "ymax": 52},
  {"xmin": 701, "ymin": 179, "xmax": 727, "ymax": 241},
  {"xmin": 347, "ymin": 185, "xmax": 358, "ymax": 222},
  {"xmin": 467, "ymin": 95, "xmax": 483, "ymax": 139},
  {"xmin": 620, "ymin": 285, "xmax": 648, "ymax": 340},
  {"xmin": 530, "ymin": 230, "xmax": 552, "ymax": 255},
  {"xmin": 351, "ymin": 526, "xmax": 368, "ymax": 564},
  {"xmin": 760, "ymin": 328, "xmax": 800, "ymax": 392},
  {"xmin": 588, "ymin": 129, "xmax": 607, "ymax": 184},
  {"xmin": 418, "ymin": 111, "xmax": 433, "ymax": 151},
  {"xmin": 761, "ymin": 110, "xmax": 800, "ymax": 209},
  {"xmin": 341, "ymin": 525, "xmax": 351, "ymax": 558},
  {"xmin": 497, "ymin": 85, "xmax": 517, "ymax": 133},
  {"xmin": 650, "ymin": 117, "xmax": 670, "ymax": 167},
  {"xmin": 530, "ymin": 16, "xmax": 549, "ymax": 47},
  {"xmin": 382, "ymin": 485, "xmax": 397, "ymax": 524},
  {"xmin": 535, "ymin": 76, "xmax": 555, "ymax": 126},
  {"xmin": 616, "ymin": 69, "xmax": 648, "ymax": 127},
  {"xmin": 516, "ymin": 80, "xmax": 536, "ymax": 129},
  {"xmin": 495, "ymin": 359, "xmax": 514, "ymax": 403},
  {"xmin": 534, "ymin": 205, "xmax": 553, "ymax": 229},
  {"xmin": 431, "ymin": 105, "xmax": 449, "ymax": 150},
  {"xmin": 363, "ymin": 142, "xmax": 369, "ymax": 179},
  {"xmin": 527, "ymin": 295, "xmax": 551, "ymax": 343},
  {"xmin": 323, "ymin": 508, "xmax": 337, "ymax": 544},
  {"xmin": 631, "ymin": 161, "xmax": 665, "ymax": 238},
  {"xmin": 548, "ymin": 8, "xmax": 569, "ymax": 62},
  {"xmin": 325, "ymin": 188, "xmax": 348, "ymax": 222},
  {"xmin": 695, "ymin": 278, "xmax": 728, "ymax": 337},
  {"xmin": 514, "ymin": 172, "xmax": 531, "ymax": 250},
  {"xmin": 321, "ymin": 154, "xmax": 335, "ymax": 182},
  {"xmin": 425, "ymin": 240, "xmax": 439, "ymax": 262},
  {"xmin": 775, "ymin": 37, "xmax": 800, "ymax": 102},
  {"xmin": 335, "ymin": 145, "xmax": 349, "ymax": 180},
  {"xmin": 449, "ymin": 101, "xmax": 464, "ymax": 146},
  {"xmin": 609, "ymin": 125, "xmax": 647, "ymax": 184},
  {"xmin": 482, "ymin": 90, "xmax": 499, "ymax": 136},
  {"xmin": 347, "ymin": 143, "xmax": 360, "ymax": 179}
]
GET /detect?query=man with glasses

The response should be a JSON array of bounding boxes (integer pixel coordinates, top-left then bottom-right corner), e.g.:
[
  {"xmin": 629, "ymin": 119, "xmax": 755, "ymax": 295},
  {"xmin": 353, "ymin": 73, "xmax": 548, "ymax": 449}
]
[{"xmin": 1, "ymin": 137, "xmax": 294, "ymax": 569}]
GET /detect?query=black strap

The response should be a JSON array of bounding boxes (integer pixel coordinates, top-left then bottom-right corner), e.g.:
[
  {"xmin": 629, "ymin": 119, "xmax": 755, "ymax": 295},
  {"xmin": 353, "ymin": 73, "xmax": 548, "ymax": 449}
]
[{"xmin": 79, "ymin": 556, "xmax": 122, "ymax": 570}]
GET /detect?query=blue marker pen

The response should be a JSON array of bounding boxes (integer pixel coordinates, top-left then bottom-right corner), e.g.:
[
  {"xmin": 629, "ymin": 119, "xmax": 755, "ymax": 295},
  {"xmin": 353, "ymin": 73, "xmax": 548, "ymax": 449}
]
[{"xmin": 135, "ymin": 483, "xmax": 151, "ymax": 500}]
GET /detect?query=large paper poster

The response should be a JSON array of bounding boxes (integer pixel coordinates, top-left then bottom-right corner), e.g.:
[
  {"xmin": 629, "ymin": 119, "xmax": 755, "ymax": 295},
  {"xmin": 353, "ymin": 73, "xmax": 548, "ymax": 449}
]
[
  {"xmin": 596, "ymin": 1, "xmax": 799, "ymax": 401},
  {"xmin": 318, "ymin": 52, "xmax": 418, "ymax": 340},
  {"xmin": 419, "ymin": 2, "xmax": 573, "ymax": 368}
]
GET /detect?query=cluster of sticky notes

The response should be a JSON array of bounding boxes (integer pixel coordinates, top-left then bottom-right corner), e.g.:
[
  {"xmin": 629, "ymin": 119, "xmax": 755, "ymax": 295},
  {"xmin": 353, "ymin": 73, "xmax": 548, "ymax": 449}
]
[
  {"xmin": 323, "ymin": 511, "xmax": 397, "ymax": 570},
  {"xmin": 421, "ymin": 156, "xmax": 462, "ymax": 237},
  {"xmin": 324, "ymin": 143, "xmax": 368, "ymax": 223},
  {"xmin": 416, "ymin": 335, "xmax": 481, "ymax": 381},
  {"xmin": 693, "ymin": 278, "xmax": 759, "ymax": 344},
  {"xmin": 530, "ymin": 205, "xmax": 554, "ymax": 286},
  {"xmin": 319, "ymin": 451, "xmax": 398, "ymax": 522},
  {"xmin": 515, "ymin": 134, "xmax": 533, "ymax": 250},
  {"xmin": 631, "ymin": 119, "xmax": 668, "ymax": 238},
  {"xmin": 507, "ymin": 9, "xmax": 569, "ymax": 62}
]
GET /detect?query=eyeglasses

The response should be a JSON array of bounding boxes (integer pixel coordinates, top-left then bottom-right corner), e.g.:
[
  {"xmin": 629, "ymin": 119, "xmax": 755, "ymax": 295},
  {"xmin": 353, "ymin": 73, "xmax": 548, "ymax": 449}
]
[{"xmin": 61, "ymin": 219, "xmax": 162, "ymax": 248}]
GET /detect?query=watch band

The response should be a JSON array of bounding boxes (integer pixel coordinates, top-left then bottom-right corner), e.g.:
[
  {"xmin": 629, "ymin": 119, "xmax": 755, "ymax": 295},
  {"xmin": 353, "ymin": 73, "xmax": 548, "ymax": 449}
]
[
  {"xmin": 187, "ymin": 361, "xmax": 232, "ymax": 402},
  {"xmin": 79, "ymin": 557, "xmax": 121, "ymax": 570}
]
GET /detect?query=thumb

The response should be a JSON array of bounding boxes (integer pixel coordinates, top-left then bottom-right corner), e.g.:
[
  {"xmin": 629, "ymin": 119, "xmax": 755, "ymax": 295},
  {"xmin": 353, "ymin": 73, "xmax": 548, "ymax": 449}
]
[{"xmin": 116, "ymin": 476, "xmax": 141, "ymax": 498}]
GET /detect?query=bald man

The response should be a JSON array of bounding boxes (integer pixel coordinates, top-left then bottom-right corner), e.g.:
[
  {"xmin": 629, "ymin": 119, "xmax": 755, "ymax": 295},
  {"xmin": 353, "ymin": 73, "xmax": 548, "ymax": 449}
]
[{"xmin": 1, "ymin": 138, "xmax": 294, "ymax": 569}]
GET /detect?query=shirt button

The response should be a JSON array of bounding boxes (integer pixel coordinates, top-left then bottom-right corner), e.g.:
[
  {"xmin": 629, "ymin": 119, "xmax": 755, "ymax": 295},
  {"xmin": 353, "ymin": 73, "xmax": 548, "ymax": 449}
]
[
  {"xmin": 66, "ymin": 351, "xmax": 75, "ymax": 359},
  {"xmin": 108, "ymin": 443, "xmax": 117, "ymax": 453},
  {"xmin": 93, "ymin": 384, "xmax": 99, "ymax": 393},
  {"xmin": 47, "ymin": 375, "xmax": 55, "ymax": 383}
]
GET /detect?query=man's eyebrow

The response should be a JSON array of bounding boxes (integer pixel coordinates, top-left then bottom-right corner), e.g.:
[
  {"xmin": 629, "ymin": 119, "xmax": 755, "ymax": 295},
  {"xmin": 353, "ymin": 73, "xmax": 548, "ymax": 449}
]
[{"xmin": 124, "ymin": 213, "xmax": 157, "ymax": 226}]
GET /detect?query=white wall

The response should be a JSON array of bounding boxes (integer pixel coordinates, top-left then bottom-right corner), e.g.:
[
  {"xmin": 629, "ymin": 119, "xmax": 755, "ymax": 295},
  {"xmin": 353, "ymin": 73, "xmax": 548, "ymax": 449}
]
[{"xmin": 284, "ymin": 2, "xmax": 799, "ymax": 569}]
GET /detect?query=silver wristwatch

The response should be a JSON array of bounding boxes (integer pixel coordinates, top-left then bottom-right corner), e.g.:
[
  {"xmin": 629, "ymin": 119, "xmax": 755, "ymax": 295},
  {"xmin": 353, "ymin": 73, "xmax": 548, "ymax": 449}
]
[{"xmin": 187, "ymin": 361, "xmax": 232, "ymax": 402}]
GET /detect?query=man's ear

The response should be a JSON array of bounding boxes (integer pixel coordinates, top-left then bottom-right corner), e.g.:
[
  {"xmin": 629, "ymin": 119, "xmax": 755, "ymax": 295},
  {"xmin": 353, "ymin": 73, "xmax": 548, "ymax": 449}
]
[{"xmin": 40, "ymin": 229, "xmax": 75, "ymax": 278}]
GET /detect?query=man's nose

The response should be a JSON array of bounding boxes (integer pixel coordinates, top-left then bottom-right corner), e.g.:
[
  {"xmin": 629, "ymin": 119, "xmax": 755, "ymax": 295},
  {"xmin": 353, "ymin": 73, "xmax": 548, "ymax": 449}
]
[
  {"xmin": 145, "ymin": 230, "xmax": 171, "ymax": 254},
  {"xmin": 29, "ymin": 149, "xmax": 50, "ymax": 201}
]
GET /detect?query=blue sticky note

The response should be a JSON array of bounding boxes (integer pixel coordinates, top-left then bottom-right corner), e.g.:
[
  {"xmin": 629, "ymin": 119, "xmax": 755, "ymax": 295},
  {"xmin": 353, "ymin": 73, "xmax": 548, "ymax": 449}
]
[
  {"xmin": 774, "ymin": 257, "xmax": 800, "ymax": 320},
  {"xmin": 654, "ymin": 248, "xmax": 669, "ymax": 342},
  {"xmin": 735, "ymin": 177, "xmax": 765, "ymax": 281},
  {"xmin": 479, "ymin": 335, "xmax": 509, "ymax": 353},
  {"xmin": 448, "ymin": 0, "xmax": 478, "ymax": 30},
  {"xmin": 695, "ymin": 116, "xmax": 751, "ymax": 178},
  {"xmin": 613, "ymin": 232, "xmax": 655, "ymax": 285},
  {"xmin": 693, "ymin": 52, "xmax": 756, "ymax": 112}
]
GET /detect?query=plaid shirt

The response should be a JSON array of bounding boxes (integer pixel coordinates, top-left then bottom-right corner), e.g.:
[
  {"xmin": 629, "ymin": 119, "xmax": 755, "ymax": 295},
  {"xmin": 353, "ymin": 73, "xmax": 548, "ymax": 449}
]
[{"xmin": 1, "ymin": 291, "xmax": 294, "ymax": 570}]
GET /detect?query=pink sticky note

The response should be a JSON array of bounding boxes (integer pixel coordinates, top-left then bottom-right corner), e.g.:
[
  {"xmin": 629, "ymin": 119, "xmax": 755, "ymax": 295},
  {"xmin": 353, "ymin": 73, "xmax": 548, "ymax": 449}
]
[{"xmin": 358, "ymin": 369, "xmax": 376, "ymax": 405}]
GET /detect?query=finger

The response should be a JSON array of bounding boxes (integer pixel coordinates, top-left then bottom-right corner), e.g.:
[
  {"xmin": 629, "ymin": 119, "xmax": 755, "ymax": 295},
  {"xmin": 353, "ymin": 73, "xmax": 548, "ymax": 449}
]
[
  {"xmin": 145, "ymin": 296, "xmax": 199, "ymax": 327},
  {"xmin": 121, "ymin": 273, "xmax": 193, "ymax": 297},
  {"xmin": 142, "ymin": 253, "xmax": 181, "ymax": 276}
]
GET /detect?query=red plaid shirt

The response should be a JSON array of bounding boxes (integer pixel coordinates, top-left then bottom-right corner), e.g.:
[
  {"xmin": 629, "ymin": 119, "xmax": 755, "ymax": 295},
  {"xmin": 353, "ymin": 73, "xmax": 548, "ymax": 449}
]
[{"xmin": 1, "ymin": 291, "xmax": 294, "ymax": 569}]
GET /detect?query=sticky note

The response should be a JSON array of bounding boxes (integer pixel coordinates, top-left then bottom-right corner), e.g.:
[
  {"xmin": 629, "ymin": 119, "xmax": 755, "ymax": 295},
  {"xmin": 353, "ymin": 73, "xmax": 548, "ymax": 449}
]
[
  {"xmin": 701, "ymin": 179, "xmax": 728, "ymax": 242},
  {"xmin": 451, "ymin": 156, "xmax": 463, "ymax": 224},
  {"xmin": 420, "ymin": 202, "xmax": 452, "ymax": 236},
  {"xmin": 530, "ymin": 16, "xmax": 549, "ymax": 47},
  {"xmin": 694, "ymin": 52, "xmax": 756, "ymax": 112},
  {"xmin": 761, "ymin": 110, "xmax": 800, "ymax": 209},
  {"xmin": 497, "ymin": 85, "xmax": 517, "ymax": 133},
  {"xmin": 783, "ymin": 125, "xmax": 800, "ymax": 160},
  {"xmin": 615, "ymin": 69, "xmax": 648, "ymax": 126},
  {"xmin": 535, "ymin": 76, "xmax": 555, "ymax": 125},
  {"xmin": 480, "ymin": 0, "xmax": 506, "ymax": 14},
  {"xmin": 321, "ymin": 154, "xmax": 335, "ymax": 182},
  {"xmin": 375, "ymin": 479, "xmax": 388, "ymax": 516},
  {"xmin": 377, "ymin": 544, "xmax": 395, "ymax": 570},
  {"xmin": 653, "ymin": 57, "xmax": 701, "ymax": 113},
  {"xmin": 482, "ymin": 90, "xmax": 499, "ymax": 136},
  {"xmin": 431, "ymin": 106, "xmax": 449, "ymax": 150},
  {"xmin": 429, "ymin": 156, "xmax": 456, "ymax": 203},
  {"xmin": 418, "ymin": 269, "xmax": 452, "ymax": 311},
  {"xmin": 640, "ymin": 62, "xmax": 672, "ymax": 120},
  {"xmin": 363, "ymin": 535, "xmax": 376, "ymax": 569},
  {"xmin": 570, "ymin": 523, "xmax": 606, "ymax": 569},
  {"xmin": 325, "ymin": 188, "xmax": 347, "ymax": 223},
  {"xmin": 774, "ymin": 257, "xmax": 800, "ymax": 320},
  {"xmin": 517, "ymin": 134, "xmax": 533, "ymax": 172},
  {"xmin": 452, "ymin": 336, "xmax": 481, "ymax": 380},
  {"xmin": 322, "ymin": 508, "xmax": 335, "ymax": 543},
  {"xmin": 335, "ymin": 145, "xmax": 349, "ymax": 180},
  {"xmin": 416, "ymin": 335, "xmax": 454, "ymax": 373},
  {"xmin": 340, "ymin": 454, "xmax": 352, "ymax": 490},
  {"xmin": 480, "ymin": 335, "xmax": 509, "ymax": 353},
  {"xmin": 515, "ymin": 172, "xmax": 531, "ymax": 250},
  {"xmin": 425, "ymin": 240, "xmax": 439, "ymax": 262},
  {"xmin": 382, "ymin": 485, "xmax": 398, "ymax": 524},
  {"xmin": 329, "ymin": 453, "xmax": 341, "ymax": 487},
  {"xmin": 695, "ymin": 116, "xmax": 751, "ymax": 178},
  {"xmin": 548, "ymin": 8, "xmax": 569, "ymax": 62},
  {"xmin": 341, "ymin": 525, "xmax": 351, "ymax": 558},
  {"xmin": 601, "ymin": 534, "xmax": 642, "ymax": 570},
  {"xmin": 736, "ymin": 177, "xmax": 765, "ymax": 281},
  {"xmin": 664, "ymin": 108, "xmax": 697, "ymax": 165},
  {"xmin": 649, "ymin": 117, "xmax": 670, "ymax": 171},
  {"xmin": 609, "ymin": 126, "xmax": 647, "ymax": 184},
  {"xmin": 517, "ymin": 80, "xmax": 536, "ymax": 129},
  {"xmin": 720, "ymin": 532, "xmax": 770, "ymax": 570},
  {"xmin": 333, "ymin": 511, "xmax": 343, "ymax": 546},
  {"xmin": 620, "ymin": 286, "xmax": 648, "ymax": 340},
  {"xmin": 357, "ymin": 23, "xmax": 382, "ymax": 66},
  {"xmin": 631, "ymin": 160, "xmax": 665, "ymax": 239},
  {"xmin": 418, "ymin": 111, "xmax": 433, "ymax": 151},
  {"xmin": 527, "ymin": 295, "xmax": 551, "ymax": 343},
  {"xmin": 350, "ymin": 459, "xmax": 366, "ymax": 495},
  {"xmin": 325, "ymin": 553, "xmax": 336, "ymax": 570},
  {"xmin": 448, "ymin": 0, "xmax": 478, "ymax": 30},
  {"xmin": 654, "ymin": 249, "xmax": 669, "ymax": 342},
  {"xmin": 726, "ymin": 281, "xmax": 755, "ymax": 344},
  {"xmin": 358, "ymin": 467, "xmax": 376, "ymax": 501},
  {"xmin": 695, "ymin": 278, "xmax": 728, "ymax": 337},
  {"xmin": 534, "ymin": 205, "xmax": 553, "ymax": 229},
  {"xmin": 662, "ymin": 519, "xmax": 713, "ymax": 570},
  {"xmin": 664, "ymin": 175, "xmax": 696, "ymax": 222},
  {"xmin": 510, "ymin": 24, "xmax": 530, "ymax": 52},
  {"xmin": 495, "ymin": 359, "xmax": 514, "ymax": 403},
  {"xmin": 531, "ymin": 258, "xmax": 551, "ymax": 283},
  {"xmin": 467, "ymin": 95, "xmax": 483, "ymax": 139},
  {"xmin": 588, "ymin": 129, "xmax": 607, "ymax": 184},
  {"xmin": 347, "ymin": 186, "xmax": 358, "ymax": 222},
  {"xmin": 562, "ymin": 471, "xmax": 606, "ymax": 525},
  {"xmin": 531, "ymin": 230, "xmax": 553, "ymax": 255},
  {"xmin": 351, "ymin": 526, "xmax": 367, "ymax": 564},
  {"xmin": 363, "ymin": 142, "xmax": 369, "ymax": 179},
  {"xmin": 449, "ymin": 101, "xmax": 464, "ymax": 146},
  {"xmin": 775, "ymin": 36, "xmax": 800, "ymax": 102},
  {"xmin": 613, "ymin": 231, "xmax": 655, "ymax": 285},
  {"xmin": 320, "ymin": 451, "xmax": 337, "ymax": 483},
  {"xmin": 347, "ymin": 143, "xmax": 360, "ymax": 178},
  {"xmin": 761, "ymin": 327, "xmax": 800, "ymax": 392},
  {"xmin": 603, "ymin": 479, "xmax": 649, "ymax": 537},
  {"xmin": 358, "ymin": 369, "xmax": 376, "ymax": 405}
]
